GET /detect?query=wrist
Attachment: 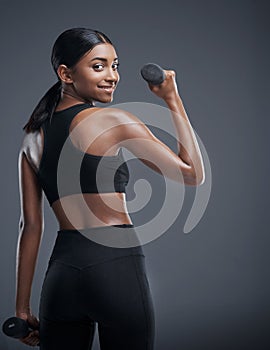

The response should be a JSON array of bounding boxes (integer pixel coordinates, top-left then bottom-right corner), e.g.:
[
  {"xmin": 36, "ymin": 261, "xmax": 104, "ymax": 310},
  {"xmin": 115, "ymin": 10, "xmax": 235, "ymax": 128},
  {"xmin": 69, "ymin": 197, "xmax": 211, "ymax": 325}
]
[
  {"xmin": 16, "ymin": 306, "xmax": 31, "ymax": 315},
  {"xmin": 164, "ymin": 92, "xmax": 182, "ymax": 105}
]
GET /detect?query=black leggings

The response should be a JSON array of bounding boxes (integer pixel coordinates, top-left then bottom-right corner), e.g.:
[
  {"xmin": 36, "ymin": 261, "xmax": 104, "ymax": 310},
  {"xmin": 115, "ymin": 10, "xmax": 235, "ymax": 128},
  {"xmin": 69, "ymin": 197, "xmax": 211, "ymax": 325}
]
[{"xmin": 38, "ymin": 224, "xmax": 155, "ymax": 350}]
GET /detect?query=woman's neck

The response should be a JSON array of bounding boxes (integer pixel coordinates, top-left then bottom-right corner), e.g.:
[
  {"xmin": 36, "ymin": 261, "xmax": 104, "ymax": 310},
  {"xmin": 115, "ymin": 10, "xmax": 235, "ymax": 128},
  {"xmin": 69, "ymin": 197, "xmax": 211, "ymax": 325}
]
[{"xmin": 60, "ymin": 89, "xmax": 95, "ymax": 107}]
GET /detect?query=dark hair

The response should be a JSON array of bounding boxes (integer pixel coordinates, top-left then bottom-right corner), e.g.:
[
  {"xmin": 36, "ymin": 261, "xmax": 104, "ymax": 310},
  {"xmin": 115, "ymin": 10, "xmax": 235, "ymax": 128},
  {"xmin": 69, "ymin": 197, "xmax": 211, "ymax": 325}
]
[{"xmin": 23, "ymin": 28, "xmax": 113, "ymax": 133}]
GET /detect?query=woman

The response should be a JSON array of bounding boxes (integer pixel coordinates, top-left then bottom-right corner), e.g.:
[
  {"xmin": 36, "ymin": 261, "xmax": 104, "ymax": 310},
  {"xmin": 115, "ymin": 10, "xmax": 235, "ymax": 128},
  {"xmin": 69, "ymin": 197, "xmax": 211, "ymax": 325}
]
[{"xmin": 16, "ymin": 28, "xmax": 205, "ymax": 349}]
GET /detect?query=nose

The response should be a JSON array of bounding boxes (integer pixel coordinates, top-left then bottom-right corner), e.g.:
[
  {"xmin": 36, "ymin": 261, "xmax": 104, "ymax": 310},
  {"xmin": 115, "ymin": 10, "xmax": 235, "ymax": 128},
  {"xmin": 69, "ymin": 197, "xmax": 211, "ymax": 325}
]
[{"xmin": 105, "ymin": 67, "xmax": 119, "ymax": 83}]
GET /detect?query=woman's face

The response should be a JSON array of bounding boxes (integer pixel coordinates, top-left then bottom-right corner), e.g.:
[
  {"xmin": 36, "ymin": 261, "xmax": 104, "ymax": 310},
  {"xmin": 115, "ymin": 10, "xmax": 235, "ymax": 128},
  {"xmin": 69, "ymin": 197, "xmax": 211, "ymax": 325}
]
[{"xmin": 69, "ymin": 43, "xmax": 120, "ymax": 104}]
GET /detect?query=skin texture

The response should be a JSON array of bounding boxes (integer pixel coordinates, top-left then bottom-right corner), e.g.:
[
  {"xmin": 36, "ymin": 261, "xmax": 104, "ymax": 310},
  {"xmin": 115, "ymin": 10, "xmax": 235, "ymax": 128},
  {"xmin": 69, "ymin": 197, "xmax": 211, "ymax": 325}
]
[{"xmin": 16, "ymin": 42, "xmax": 205, "ymax": 346}]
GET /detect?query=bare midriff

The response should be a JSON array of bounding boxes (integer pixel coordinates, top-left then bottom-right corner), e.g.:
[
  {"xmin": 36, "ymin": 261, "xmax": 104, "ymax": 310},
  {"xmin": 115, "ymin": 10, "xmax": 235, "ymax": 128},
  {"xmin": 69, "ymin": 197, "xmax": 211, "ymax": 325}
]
[{"xmin": 51, "ymin": 192, "xmax": 133, "ymax": 230}]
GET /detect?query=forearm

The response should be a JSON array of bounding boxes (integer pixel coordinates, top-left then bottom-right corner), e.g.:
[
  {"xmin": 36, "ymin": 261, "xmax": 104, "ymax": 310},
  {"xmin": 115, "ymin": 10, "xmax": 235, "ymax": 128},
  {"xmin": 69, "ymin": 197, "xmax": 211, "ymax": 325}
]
[
  {"xmin": 15, "ymin": 224, "xmax": 43, "ymax": 313},
  {"xmin": 164, "ymin": 93, "xmax": 205, "ymax": 184}
]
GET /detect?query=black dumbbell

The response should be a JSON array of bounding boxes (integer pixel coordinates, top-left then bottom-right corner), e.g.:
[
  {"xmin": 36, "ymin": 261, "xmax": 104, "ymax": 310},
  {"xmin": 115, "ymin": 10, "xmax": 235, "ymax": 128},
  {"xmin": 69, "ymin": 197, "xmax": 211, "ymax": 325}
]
[
  {"xmin": 2, "ymin": 317, "xmax": 40, "ymax": 346},
  {"xmin": 140, "ymin": 63, "xmax": 166, "ymax": 85}
]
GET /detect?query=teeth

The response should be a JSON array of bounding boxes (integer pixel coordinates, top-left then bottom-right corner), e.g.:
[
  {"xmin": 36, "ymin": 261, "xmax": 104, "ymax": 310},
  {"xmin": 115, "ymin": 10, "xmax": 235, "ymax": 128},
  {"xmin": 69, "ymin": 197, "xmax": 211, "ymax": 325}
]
[{"xmin": 99, "ymin": 86, "xmax": 114, "ymax": 92}]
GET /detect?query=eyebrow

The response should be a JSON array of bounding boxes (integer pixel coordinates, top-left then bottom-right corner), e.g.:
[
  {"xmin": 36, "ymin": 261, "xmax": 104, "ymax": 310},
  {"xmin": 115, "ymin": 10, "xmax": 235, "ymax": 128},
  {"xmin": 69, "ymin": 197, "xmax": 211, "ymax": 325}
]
[{"xmin": 90, "ymin": 57, "xmax": 118, "ymax": 62}]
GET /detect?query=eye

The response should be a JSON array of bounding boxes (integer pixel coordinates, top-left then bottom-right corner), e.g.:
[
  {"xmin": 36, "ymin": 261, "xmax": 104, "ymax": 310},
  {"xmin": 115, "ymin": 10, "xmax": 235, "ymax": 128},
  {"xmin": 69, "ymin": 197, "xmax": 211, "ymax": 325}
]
[
  {"xmin": 113, "ymin": 63, "xmax": 120, "ymax": 70},
  {"xmin": 93, "ymin": 63, "xmax": 120, "ymax": 71},
  {"xmin": 93, "ymin": 64, "xmax": 104, "ymax": 71}
]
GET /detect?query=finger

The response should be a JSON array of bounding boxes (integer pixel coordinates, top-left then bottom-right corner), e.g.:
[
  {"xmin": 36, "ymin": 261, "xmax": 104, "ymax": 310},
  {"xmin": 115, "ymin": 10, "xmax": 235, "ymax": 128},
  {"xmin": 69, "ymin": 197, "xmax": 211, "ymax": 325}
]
[
  {"xmin": 21, "ymin": 340, "xmax": 39, "ymax": 347},
  {"xmin": 164, "ymin": 70, "xmax": 176, "ymax": 80},
  {"xmin": 19, "ymin": 330, "xmax": 39, "ymax": 343},
  {"xmin": 20, "ymin": 334, "xmax": 39, "ymax": 347},
  {"xmin": 28, "ymin": 337, "xmax": 39, "ymax": 347},
  {"xmin": 20, "ymin": 338, "xmax": 37, "ymax": 346},
  {"xmin": 167, "ymin": 69, "xmax": 175, "ymax": 76}
]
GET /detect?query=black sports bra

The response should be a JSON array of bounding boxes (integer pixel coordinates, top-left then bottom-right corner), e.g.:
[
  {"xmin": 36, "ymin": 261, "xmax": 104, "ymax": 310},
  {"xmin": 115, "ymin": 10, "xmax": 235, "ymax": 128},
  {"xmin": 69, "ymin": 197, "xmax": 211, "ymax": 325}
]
[{"xmin": 36, "ymin": 103, "xmax": 129, "ymax": 206}]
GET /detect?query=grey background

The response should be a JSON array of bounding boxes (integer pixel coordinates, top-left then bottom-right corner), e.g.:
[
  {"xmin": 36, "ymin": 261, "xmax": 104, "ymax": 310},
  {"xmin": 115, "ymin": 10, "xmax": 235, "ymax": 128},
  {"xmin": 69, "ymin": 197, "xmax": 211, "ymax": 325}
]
[{"xmin": 1, "ymin": 0, "xmax": 269, "ymax": 349}]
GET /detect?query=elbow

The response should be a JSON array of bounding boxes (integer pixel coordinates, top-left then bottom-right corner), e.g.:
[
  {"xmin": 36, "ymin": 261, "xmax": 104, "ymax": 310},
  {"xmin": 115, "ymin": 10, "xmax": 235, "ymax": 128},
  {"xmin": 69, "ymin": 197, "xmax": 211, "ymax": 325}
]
[
  {"xmin": 194, "ymin": 175, "xmax": 205, "ymax": 186},
  {"xmin": 184, "ymin": 177, "xmax": 204, "ymax": 186},
  {"xmin": 193, "ymin": 169, "xmax": 206, "ymax": 186},
  {"xmin": 184, "ymin": 168, "xmax": 205, "ymax": 186},
  {"xmin": 19, "ymin": 219, "xmax": 43, "ymax": 234}
]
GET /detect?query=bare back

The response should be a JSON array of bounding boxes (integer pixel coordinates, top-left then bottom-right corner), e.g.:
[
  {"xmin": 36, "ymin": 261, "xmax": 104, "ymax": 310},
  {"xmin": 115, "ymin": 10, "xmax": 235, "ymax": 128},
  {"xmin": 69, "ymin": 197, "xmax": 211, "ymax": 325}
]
[{"xmin": 21, "ymin": 106, "xmax": 133, "ymax": 230}]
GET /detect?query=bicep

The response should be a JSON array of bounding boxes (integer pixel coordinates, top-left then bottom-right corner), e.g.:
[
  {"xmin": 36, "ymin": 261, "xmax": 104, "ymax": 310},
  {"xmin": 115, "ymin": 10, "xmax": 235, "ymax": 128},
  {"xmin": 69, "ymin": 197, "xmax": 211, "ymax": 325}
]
[
  {"xmin": 18, "ymin": 150, "xmax": 44, "ymax": 229},
  {"xmin": 116, "ymin": 111, "xmax": 194, "ymax": 184}
]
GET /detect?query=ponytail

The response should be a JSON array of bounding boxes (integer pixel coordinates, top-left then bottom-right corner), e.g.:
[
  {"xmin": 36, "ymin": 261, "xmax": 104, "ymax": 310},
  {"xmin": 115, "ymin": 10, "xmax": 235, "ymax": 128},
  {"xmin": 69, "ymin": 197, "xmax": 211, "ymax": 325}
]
[{"xmin": 23, "ymin": 80, "xmax": 62, "ymax": 133}]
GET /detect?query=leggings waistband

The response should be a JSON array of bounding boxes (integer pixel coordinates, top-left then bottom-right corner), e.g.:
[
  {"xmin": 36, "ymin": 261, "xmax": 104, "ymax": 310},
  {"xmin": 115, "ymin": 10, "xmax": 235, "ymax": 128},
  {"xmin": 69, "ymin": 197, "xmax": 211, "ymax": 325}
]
[
  {"xmin": 57, "ymin": 224, "xmax": 141, "ymax": 249},
  {"xmin": 57, "ymin": 223, "xmax": 134, "ymax": 235},
  {"xmin": 50, "ymin": 224, "xmax": 145, "ymax": 269}
]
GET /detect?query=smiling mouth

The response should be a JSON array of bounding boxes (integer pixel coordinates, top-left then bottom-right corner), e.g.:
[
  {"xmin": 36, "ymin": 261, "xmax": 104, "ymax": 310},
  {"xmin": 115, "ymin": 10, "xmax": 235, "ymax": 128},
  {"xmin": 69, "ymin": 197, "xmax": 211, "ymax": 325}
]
[{"xmin": 98, "ymin": 86, "xmax": 115, "ymax": 93}]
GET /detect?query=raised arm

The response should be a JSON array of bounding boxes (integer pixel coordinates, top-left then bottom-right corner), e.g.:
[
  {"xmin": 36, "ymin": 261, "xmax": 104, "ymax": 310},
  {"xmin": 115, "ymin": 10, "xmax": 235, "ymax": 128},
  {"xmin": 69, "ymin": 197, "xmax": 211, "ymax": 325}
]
[
  {"xmin": 115, "ymin": 70, "xmax": 205, "ymax": 186},
  {"xmin": 15, "ymin": 146, "xmax": 44, "ymax": 346}
]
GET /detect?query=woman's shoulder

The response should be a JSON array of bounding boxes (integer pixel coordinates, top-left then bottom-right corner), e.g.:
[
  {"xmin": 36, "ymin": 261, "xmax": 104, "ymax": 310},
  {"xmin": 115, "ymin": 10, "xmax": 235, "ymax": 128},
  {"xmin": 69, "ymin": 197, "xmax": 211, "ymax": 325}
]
[
  {"xmin": 70, "ymin": 105, "xmax": 137, "ymax": 131},
  {"xmin": 20, "ymin": 130, "xmax": 43, "ymax": 173},
  {"xmin": 74, "ymin": 105, "xmax": 137, "ymax": 119}
]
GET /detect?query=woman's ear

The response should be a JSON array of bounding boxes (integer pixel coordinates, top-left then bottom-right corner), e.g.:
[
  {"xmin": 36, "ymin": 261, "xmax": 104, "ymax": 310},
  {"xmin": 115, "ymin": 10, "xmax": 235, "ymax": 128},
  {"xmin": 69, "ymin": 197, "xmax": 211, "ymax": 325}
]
[{"xmin": 57, "ymin": 64, "xmax": 74, "ymax": 84}]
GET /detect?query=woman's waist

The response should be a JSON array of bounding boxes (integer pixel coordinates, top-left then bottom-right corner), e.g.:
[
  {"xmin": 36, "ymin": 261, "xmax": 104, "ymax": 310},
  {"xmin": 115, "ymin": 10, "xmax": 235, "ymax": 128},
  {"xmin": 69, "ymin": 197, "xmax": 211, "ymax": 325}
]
[
  {"xmin": 52, "ymin": 192, "xmax": 133, "ymax": 230},
  {"xmin": 49, "ymin": 224, "xmax": 145, "ymax": 269}
]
